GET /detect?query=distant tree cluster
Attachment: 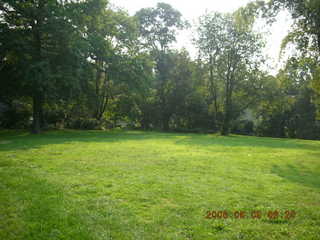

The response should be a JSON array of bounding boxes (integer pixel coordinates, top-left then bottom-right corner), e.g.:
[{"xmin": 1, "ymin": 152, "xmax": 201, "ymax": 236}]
[{"xmin": 0, "ymin": 0, "xmax": 319, "ymax": 139}]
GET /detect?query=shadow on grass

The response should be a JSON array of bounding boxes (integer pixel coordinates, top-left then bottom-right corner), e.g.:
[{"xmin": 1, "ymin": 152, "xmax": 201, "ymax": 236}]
[
  {"xmin": 0, "ymin": 167, "xmax": 94, "ymax": 240},
  {"xmin": 0, "ymin": 161, "xmax": 147, "ymax": 240},
  {"xmin": 0, "ymin": 129, "xmax": 319, "ymax": 152},
  {"xmin": 271, "ymin": 164, "xmax": 320, "ymax": 189},
  {"xmin": 0, "ymin": 130, "xmax": 177, "ymax": 152}
]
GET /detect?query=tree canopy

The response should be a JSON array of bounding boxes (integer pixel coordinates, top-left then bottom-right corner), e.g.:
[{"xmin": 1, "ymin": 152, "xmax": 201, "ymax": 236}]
[{"xmin": 1, "ymin": 0, "xmax": 319, "ymax": 139}]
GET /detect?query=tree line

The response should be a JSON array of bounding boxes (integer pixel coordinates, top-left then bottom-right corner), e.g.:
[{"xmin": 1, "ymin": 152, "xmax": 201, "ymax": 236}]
[{"xmin": 0, "ymin": 0, "xmax": 319, "ymax": 139}]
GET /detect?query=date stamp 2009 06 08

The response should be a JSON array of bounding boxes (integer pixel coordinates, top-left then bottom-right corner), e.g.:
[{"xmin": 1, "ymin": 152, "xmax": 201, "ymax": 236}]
[{"xmin": 205, "ymin": 210, "xmax": 296, "ymax": 220}]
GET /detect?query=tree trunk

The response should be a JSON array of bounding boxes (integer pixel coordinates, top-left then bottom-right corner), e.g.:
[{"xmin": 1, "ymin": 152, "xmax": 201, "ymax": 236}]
[
  {"xmin": 141, "ymin": 111, "xmax": 150, "ymax": 130},
  {"xmin": 209, "ymin": 55, "xmax": 218, "ymax": 131},
  {"xmin": 221, "ymin": 81, "xmax": 232, "ymax": 136},
  {"xmin": 163, "ymin": 121, "xmax": 169, "ymax": 131},
  {"xmin": 31, "ymin": 2, "xmax": 44, "ymax": 134},
  {"xmin": 221, "ymin": 101, "xmax": 231, "ymax": 135},
  {"xmin": 156, "ymin": 52, "xmax": 170, "ymax": 131},
  {"xmin": 32, "ymin": 95, "xmax": 42, "ymax": 134},
  {"xmin": 317, "ymin": 33, "xmax": 320, "ymax": 55},
  {"xmin": 162, "ymin": 114, "xmax": 170, "ymax": 131},
  {"xmin": 141, "ymin": 119, "xmax": 148, "ymax": 130}
]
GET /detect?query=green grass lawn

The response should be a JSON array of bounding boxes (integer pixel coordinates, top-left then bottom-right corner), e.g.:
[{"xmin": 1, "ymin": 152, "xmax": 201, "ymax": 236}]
[{"xmin": 0, "ymin": 130, "xmax": 320, "ymax": 239}]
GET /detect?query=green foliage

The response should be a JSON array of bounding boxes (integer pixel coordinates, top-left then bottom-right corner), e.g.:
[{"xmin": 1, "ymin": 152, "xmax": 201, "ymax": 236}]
[
  {"xmin": 0, "ymin": 0, "xmax": 91, "ymax": 133},
  {"xmin": 254, "ymin": 59, "xmax": 320, "ymax": 140},
  {"xmin": 135, "ymin": 2, "xmax": 187, "ymax": 52},
  {"xmin": 256, "ymin": 0, "xmax": 320, "ymax": 121},
  {"xmin": 195, "ymin": 11, "xmax": 264, "ymax": 135},
  {"xmin": 135, "ymin": 3, "xmax": 189, "ymax": 130},
  {"xmin": 66, "ymin": 118, "xmax": 105, "ymax": 130},
  {"xmin": 0, "ymin": 0, "xmax": 319, "ymax": 140},
  {"xmin": 266, "ymin": 0, "xmax": 320, "ymax": 55},
  {"xmin": 232, "ymin": 120, "xmax": 255, "ymax": 136},
  {"xmin": 0, "ymin": 100, "xmax": 32, "ymax": 129}
]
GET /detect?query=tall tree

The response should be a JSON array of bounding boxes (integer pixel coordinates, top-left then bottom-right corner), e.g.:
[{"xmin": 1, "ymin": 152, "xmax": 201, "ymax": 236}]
[
  {"xmin": 195, "ymin": 13, "xmax": 224, "ymax": 130},
  {"xmin": 195, "ymin": 11, "xmax": 263, "ymax": 135},
  {"xmin": 78, "ymin": 0, "xmax": 154, "ymax": 122},
  {"xmin": 0, "ymin": 0, "xmax": 86, "ymax": 133},
  {"xmin": 135, "ymin": 3, "xmax": 187, "ymax": 130},
  {"xmin": 255, "ymin": 0, "xmax": 320, "ymax": 117}
]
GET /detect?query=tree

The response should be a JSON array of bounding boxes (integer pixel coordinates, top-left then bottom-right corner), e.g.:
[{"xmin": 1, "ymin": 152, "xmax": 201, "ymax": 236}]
[
  {"xmin": 255, "ymin": 0, "xmax": 320, "ymax": 118},
  {"xmin": 254, "ymin": 57, "xmax": 320, "ymax": 140},
  {"xmin": 195, "ymin": 11, "xmax": 264, "ymax": 135},
  {"xmin": 0, "ymin": 0, "xmax": 87, "ymax": 133},
  {"xmin": 158, "ymin": 49, "xmax": 195, "ymax": 130},
  {"xmin": 195, "ymin": 12, "xmax": 224, "ymax": 131},
  {"xmin": 81, "ymin": 1, "xmax": 137, "ymax": 120},
  {"xmin": 135, "ymin": 2, "xmax": 187, "ymax": 130}
]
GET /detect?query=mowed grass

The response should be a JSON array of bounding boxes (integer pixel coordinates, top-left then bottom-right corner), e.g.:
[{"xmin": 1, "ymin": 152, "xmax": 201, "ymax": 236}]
[{"xmin": 0, "ymin": 130, "xmax": 320, "ymax": 240}]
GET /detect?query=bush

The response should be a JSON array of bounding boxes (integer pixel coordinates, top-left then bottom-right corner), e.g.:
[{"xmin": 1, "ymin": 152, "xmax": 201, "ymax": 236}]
[
  {"xmin": 67, "ymin": 118, "xmax": 105, "ymax": 130},
  {"xmin": 44, "ymin": 105, "xmax": 66, "ymax": 127},
  {"xmin": 0, "ymin": 101, "xmax": 32, "ymax": 129},
  {"xmin": 232, "ymin": 120, "xmax": 254, "ymax": 135}
]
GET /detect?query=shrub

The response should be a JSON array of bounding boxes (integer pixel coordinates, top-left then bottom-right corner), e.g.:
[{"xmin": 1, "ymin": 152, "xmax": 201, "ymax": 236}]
[
  {"xmin": 232, "ymin": 120, "xmax": 254, "ymax": 136},
  {"xmin": 0, "ymin": 100, "xmax": 32, "ymax": 129},
  {"xmin": 67, "ymin": 118, "xmax": 104, "ymax": 130}
]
